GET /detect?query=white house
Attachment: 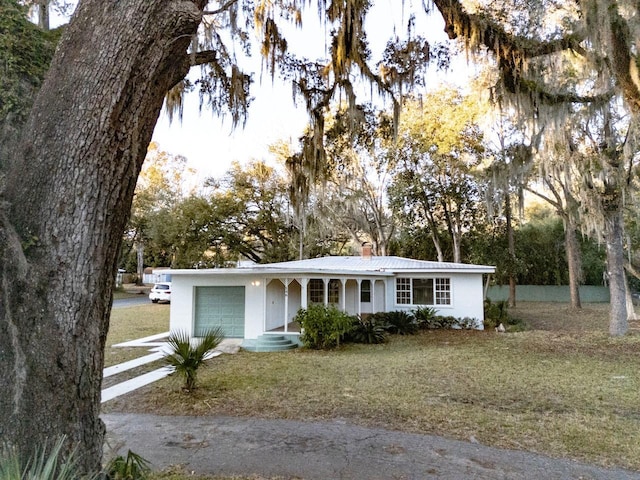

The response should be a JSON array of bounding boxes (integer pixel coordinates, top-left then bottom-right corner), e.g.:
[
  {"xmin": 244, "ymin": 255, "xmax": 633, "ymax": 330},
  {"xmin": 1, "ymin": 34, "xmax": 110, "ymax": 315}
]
[{"xmin": 166, "ymin": 251, "xmax": 495, "ymax": 348}]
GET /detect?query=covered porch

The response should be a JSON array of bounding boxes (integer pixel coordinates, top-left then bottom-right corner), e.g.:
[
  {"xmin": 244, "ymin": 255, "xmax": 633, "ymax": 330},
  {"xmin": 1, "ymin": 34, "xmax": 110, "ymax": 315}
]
[{"xmin": 263, "ymin": 276, "xmax": 387, "ymax": 334}]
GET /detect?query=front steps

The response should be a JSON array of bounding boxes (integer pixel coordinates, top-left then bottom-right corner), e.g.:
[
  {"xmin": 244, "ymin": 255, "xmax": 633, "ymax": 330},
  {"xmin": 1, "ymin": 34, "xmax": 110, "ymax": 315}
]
[{"xmin": 243, "ymin": 335, "xmax": 299, "ymax": 352}]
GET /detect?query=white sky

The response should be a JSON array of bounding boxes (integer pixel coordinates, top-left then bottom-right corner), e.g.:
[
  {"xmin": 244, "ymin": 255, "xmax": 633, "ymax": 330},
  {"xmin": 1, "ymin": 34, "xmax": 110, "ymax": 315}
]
[{"xmin": 151, "ymin": 1, "xmax": 455, "ymax": 179}]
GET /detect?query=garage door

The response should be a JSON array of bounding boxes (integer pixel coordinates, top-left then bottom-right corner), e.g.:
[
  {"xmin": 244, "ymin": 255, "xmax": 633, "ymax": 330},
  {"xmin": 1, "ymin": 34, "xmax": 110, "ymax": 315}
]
[{"xmin": 194, "ymin": 286, "xmax": 245, "ymax": 338}]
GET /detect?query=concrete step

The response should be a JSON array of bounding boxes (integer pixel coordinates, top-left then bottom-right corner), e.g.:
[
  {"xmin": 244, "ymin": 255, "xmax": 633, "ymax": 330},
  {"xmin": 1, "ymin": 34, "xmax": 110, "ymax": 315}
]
[{"xmin": 243, "ymin": 334, "xmax": 299, "ymax": 352}]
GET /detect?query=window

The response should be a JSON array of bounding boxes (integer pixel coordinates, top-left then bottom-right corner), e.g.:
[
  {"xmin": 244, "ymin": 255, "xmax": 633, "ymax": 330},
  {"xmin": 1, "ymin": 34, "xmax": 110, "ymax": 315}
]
[
  {"xmin": 396, "ymin": 277, "xmax": 451, "ymax": 306},
  {"xmin": 396, "ymin": 278, "xmax": 411, "ymax": 304},
  {"xmin": 413, "ymin": 278, "xmax": 434, "ymax": 305},
  {"xmin": 328, "ymin": 279, "xmax": 340, "ymax": 304},
  {"xmin": 435, "ymin": 278, "xmax": 451, "ymax": 305},
  {"xmin": 360, "ymin": 280, "xmax": 371, "ymax": 302},
  {"xmin": 309, "ymin": 279, "xmax": 324, "ymax": 303}
]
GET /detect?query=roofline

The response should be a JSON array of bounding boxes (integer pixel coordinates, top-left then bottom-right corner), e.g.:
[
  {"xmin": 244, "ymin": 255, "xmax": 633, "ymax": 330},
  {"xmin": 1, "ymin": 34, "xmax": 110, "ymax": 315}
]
[{"xmin": 160, "ymin": 266, "xmax": 495, "ymax": 276}]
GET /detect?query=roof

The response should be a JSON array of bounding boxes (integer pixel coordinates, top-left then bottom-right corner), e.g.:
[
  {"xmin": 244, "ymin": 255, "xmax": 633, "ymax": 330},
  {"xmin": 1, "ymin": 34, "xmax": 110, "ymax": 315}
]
[{"xmin": 165, "ymin": 256, "xmax": 495, "ymax": 277}]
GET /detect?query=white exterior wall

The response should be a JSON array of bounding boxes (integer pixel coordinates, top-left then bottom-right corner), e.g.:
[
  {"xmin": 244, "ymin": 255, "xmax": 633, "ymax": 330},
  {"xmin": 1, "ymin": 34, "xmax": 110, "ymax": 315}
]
[
  {"xmin": 169, "ymin": 273, "xmax": 266, "ymax": 339},
  {"xmin": 170, "ymin": 269, "xmax": 489, "ymax": 339},
  {"xmin": 386, "ymin": 273, "xmax": 486, "ymax": 329}
]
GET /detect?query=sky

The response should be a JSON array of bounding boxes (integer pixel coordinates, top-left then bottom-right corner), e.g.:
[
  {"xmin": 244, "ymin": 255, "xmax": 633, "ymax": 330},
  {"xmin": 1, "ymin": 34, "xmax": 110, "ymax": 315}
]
[{"xmin": 150, "ymin": 1, "xmax": 455, "ymax": 180}]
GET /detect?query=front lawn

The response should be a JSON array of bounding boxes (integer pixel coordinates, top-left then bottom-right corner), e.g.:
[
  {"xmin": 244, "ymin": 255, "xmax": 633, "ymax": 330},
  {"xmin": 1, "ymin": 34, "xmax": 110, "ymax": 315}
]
[
  {"xmin": 105, "ymin": 304, "xmax": 169, "ymax": 367},
  {"xmin": 104, "ymin": 302, "xmax": 640, "ymax": 471}
]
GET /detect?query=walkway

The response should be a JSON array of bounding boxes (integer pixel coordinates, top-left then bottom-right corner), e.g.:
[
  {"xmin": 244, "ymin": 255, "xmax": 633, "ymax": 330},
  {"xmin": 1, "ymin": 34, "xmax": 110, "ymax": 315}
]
[{"xmin": 103, "ymin": 413, "xmax": 640, "ymax": 480}]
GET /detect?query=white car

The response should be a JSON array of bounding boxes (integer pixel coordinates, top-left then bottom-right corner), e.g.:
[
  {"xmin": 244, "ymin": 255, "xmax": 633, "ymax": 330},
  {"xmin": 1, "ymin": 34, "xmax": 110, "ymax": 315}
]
[{"xmin": 149, "ymin": 282, "xmax": 171, "ymax": 303}]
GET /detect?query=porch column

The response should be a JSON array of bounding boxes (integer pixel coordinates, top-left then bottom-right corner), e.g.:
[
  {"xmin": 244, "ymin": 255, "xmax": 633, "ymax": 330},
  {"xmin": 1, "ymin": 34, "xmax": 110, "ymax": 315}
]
[
  {"xmin": 356, "ymin": 279, "xmax": 362, "ymax": 316},
  {"xmin": 284, "ymin": 278, "xmax": 289, "ymax": 333},
  {"xmin": 300, "ymin": 277, "xmax": 308, "ymax": 309},
  {"xmin": 341, "ymin": 278, "xmax": 346, "ymax": 312},
  {"xmin": 371, "ymin": 279, "xmax": 377, "ymax": 313},
  {"xmin": 323, "ymin": 278, "xmax": 329, "ymax": 306}
]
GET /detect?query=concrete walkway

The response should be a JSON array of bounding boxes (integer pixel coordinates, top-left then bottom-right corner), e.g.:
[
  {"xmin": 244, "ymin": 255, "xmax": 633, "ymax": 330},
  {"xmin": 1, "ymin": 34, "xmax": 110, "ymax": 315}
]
[{"xmin": 103, "ymin": 413, "xmax": 640, "ymax": 480}]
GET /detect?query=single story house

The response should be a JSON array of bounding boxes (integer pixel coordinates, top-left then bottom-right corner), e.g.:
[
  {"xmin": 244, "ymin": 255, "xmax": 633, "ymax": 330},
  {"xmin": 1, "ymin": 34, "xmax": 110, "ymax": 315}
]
[{"xmin": 166, "ymin": 250, "xmax": 495, "ymax": 347}]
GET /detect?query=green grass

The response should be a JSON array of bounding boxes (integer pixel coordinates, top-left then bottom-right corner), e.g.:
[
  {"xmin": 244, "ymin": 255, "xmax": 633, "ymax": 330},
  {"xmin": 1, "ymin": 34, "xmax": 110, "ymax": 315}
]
[
  {"xmin": 105, "ymin": 304, "xmax": 169, "ymax": 367},
  {"xmin": 104, "ymin": 302, "xmax": 640, "ymax": 471}
]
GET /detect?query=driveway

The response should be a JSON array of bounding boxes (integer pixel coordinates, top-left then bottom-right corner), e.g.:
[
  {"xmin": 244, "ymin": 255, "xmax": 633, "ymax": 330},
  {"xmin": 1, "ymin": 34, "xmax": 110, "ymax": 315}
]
[{"xmin": 102, "ymin": 413, "xmax": 640, "ymax": 480}]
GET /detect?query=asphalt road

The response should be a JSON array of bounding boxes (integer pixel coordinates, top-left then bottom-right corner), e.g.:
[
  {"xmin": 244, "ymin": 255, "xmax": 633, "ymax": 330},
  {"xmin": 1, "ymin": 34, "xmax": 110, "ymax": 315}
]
[
  {"xmin": 102, "ymin": 413, "xmax": 640, "ymax": 480},
  {"xmin": 112, "ymin": 296, "xmax": 154, "ymax": 309}
]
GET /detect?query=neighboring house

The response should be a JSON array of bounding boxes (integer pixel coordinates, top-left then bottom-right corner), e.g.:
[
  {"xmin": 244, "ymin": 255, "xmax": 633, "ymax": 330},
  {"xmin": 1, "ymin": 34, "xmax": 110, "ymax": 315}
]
[
  {"xmin": 166, "ymin": 248, "xmax": 495, "ymax": 347},
  {"xmin": 143, "ymin": 266, "xmax": 172, "ymax": 285}
]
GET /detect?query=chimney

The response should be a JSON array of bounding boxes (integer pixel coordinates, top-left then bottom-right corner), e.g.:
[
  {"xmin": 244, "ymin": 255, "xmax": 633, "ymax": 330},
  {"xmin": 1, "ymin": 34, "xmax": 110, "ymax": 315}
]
[{"xmin": 361, "ymin": 242, "xmax": 372, "ymax": 260}]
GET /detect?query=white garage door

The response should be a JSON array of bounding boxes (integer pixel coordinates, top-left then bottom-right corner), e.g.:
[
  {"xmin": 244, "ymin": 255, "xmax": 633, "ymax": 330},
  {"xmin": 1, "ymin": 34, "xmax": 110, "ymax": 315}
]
[{"xmin": 194, "ymin": 286, "xmax": 245, "ymax": 338}]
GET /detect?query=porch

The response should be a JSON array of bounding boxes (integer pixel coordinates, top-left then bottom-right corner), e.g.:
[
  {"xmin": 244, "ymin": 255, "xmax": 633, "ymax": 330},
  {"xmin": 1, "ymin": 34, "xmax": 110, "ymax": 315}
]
[{"xmin": 263, "ymin": 276, "xmax": 387, "ymax": 335}]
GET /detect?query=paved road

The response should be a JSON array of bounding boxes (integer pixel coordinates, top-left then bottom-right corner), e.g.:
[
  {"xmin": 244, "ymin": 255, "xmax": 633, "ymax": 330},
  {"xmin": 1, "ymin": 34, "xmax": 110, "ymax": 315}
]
[
  {"xmin": 102, "ymin": 413, "xmax": 640, "ymax": 480},
  {"xmin": 112, "ymin": 296, "xmax": 154, "ymax": 308}
]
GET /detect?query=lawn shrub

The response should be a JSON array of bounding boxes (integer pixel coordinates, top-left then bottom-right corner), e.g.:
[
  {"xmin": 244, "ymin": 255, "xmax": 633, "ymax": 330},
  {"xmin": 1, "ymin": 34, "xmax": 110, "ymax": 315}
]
[
  {"xmin": 295, "ymin": 304, "xmax": 356, "ymax": 349},
  {"xmin": 413, "ymin": 306, "xmax": 438, "ymax": 329},
  {"xmin": 383, "ymin": 310, "xmax": 418, "ymax": 335},
  {"xmin": 483, "ymin": 298, "xmax": 508, "ymax": 329},
  {"xmin": 349, "ymin": 315, "xmax": 388, "ymax": 344},
  {"xmin": 430, "ymin": 315, "xmax": 458, "ymax": 329},
  {"xmin": 456, "ymin": 317, "xmax": 478, "ymax": 329}
]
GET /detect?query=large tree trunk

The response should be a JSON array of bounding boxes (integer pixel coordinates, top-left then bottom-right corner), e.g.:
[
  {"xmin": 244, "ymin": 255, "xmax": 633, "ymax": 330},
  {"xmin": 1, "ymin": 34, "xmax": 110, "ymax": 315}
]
[
  {"xmin": 0, "ymin": 0, "xmax": 200, "ymax": 474},
  {"xmin": 625, "ymin": 275, "xmax": 637, "ymax": 321},
  {"xmin": 136, "ymin": 241, "xmax": 145, "ymax": 286},
  {"xmin": 564, "ymin": 220, "xmax": 582, "ymax": 309},
  {"xmin": 604, "ymin": 206, "xmax": 628, "ymax": 335},
  {"xmin": 505, "ymin": 194, "xmax": 517, "ymax": 308}
]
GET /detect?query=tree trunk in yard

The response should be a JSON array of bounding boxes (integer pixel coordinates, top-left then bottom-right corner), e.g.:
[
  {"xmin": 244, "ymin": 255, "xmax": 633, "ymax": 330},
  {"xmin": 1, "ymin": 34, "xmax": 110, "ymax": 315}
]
[
  {"xmin": 0, "ymin": 0, "xmax": 201, "ymax": 474},
  {"xmin": 625, "ymin": 276, "xmax": 637, "ymax": 321},
  {"xmin": 604, "ymin": 202, "xmax": 628, "ymax": 336},
  {"xmin": 505, "ymin": 194, "xmax": 517, "ymax": 308},
  {"xmin": 137, "ymin": 241, "xmax": 145, "ymax": 286},
  {"xmin": 564, "ymin": 220, "xmax": 582, "ymax": 309}
]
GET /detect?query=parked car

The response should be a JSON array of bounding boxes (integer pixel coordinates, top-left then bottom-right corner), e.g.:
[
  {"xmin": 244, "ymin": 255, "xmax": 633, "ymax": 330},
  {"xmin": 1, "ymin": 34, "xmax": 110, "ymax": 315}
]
[{"xmin": 149, "ymin": 282, "xmax": 171, "ymax": 303}]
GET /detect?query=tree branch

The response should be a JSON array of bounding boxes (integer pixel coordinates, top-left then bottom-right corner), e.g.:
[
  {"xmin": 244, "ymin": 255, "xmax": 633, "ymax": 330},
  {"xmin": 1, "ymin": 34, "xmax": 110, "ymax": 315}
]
[
  {"xmin": 191, "ymin": 50, "xmax": 218, "ymax": 66},
  {"xmin": 202, "ymin": 0, "xmax": 240, "ymax": 16},
  {"xmin": 431, "ymin": 0, "xmax": 584, "ymax": 60},
  {"xmin": 430, "ymin": 0, "xmax": 609, "ymax": 106}
]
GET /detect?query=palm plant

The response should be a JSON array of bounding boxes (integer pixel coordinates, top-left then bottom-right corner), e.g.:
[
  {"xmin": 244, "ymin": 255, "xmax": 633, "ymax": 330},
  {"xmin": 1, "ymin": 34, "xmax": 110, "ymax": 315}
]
[
  {"xmin": 384, "ymin": 310, "xmax": 418, "ymax": 335},
  {"xmin": 0, "ymin": 436, "xmax": 82, "ymax": 480},
  {"xmin": 164, "ymin": 328, "xmax": 224, "ymax": 392},
  {"xmin": 350, "ymin": 315, "xmax": 387, "ymax": 344},
  {"xmin": 104, "ymin": 450, "xmax": 150, "ymax": 480}
]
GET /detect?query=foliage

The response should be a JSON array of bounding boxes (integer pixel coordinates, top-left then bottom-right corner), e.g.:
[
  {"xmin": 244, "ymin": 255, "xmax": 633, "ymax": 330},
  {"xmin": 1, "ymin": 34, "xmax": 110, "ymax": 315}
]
[
  {"xmin": 349, "ymin": 315, "xmax": 387, "ymax": 344},
  {"xmin": 378, "ymin": 310, "xmax": 418, "ymax": 335},
  {"xmin": 456, "ymin": 317, "xmax": 477, "ymax": 330},
  {"xmin": 0, "ymin": 0, "xmax": 60, "ymax": 124},
  {"xmin": 124, "ymin": 159, "xmax": 297, "ymax": 270},
  {"xmin": 164, "ymin": 329, "xmax": 224, "ymax": 392},
  {"xmin": 483, "ymin": 299, "xmax": 509, "ymax": 329},
  {"xmin": 387, "ymin": 89, "xmax": 486, "ymax": 263},
  {"xmin": 285, "ymin": 105, "xmax": 398, "ymax": 256},
  {"xmin": 412, "ymin": 306, "xmax": 438, "ymax": 329},
  {"xmin": 466, "ymin": 214, "xmax": 606, "ymax": 286},
  {"xmin": 0, "ymin": 436, "xmax": 82, "ymax": 480},
  {"xmin": 295, "ymin": 304, "xmax": 356, "ymax": 349},
  {"xmin": 104, "ymin": 450, "xmax": 150, "ymax": 480}
]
